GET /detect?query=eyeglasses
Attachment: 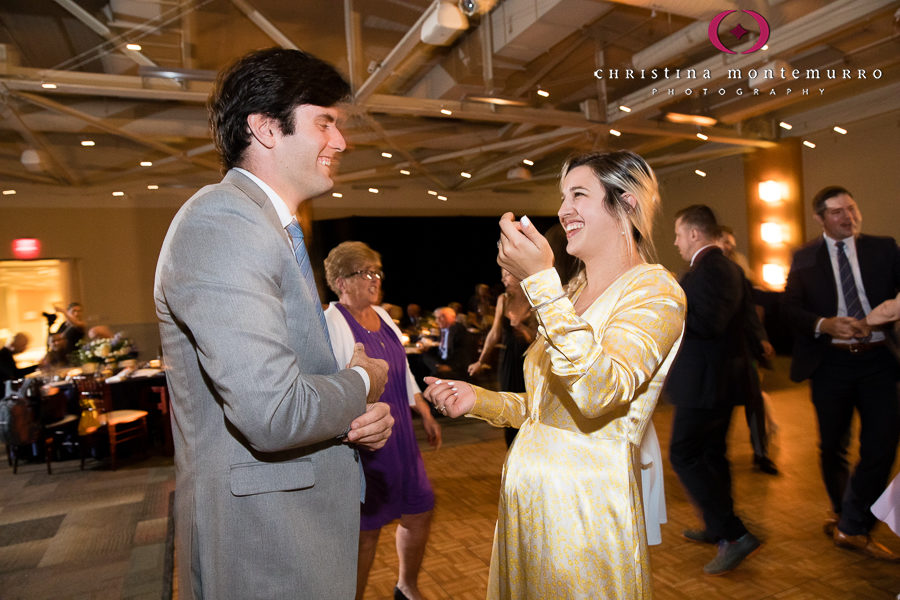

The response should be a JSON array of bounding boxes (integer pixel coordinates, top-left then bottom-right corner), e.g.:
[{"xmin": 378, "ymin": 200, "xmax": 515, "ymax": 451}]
[{"xmin": 348, "ymin": 269, "xmax": 384, "ymax": 281}]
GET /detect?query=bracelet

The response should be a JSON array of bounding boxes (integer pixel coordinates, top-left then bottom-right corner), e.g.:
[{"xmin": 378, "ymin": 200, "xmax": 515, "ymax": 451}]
[{"xmin": 532, "ymin": 292, "xmax": 567, "ymax": 310}]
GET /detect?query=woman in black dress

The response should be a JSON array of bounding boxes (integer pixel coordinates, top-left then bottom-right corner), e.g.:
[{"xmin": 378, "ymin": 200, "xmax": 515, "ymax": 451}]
[{"xmin": 468, "ymin": 269, "xmax": 537, "ymax": 447}]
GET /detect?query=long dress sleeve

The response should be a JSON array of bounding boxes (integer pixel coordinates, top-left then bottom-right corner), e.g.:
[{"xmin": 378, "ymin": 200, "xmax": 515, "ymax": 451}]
[{"xmin": 521, "ymin": 267, "xmax": 685, "ymax": 420}]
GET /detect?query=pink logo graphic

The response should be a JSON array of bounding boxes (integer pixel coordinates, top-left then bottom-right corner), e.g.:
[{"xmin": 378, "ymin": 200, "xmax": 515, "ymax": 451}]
[{"xmin": 708, "ymin": 10, "xmax": 770, "ymax": 54}]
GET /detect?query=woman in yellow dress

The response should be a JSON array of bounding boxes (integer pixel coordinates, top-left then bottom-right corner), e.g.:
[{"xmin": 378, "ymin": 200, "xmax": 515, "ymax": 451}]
[{"xmin": 424, "ymin": 150, "xmax": 686, "ymax": 599}]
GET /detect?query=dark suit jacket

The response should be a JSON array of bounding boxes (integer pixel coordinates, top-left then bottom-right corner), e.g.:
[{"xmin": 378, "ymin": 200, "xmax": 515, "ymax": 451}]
[
  {"xmin": 665, "ymin": 247, "xmax": 754, "ymax": 409},
  {"xmin": 426, "ymin": 322, "xmax": 475, "ymax": 378},
  {"xmin": 782, "ymin": 233, "xmax": 900, "ymax": 382},
  {"xmin": 0, "ymin": 347, "xmax": 37, "ymax": 384}
]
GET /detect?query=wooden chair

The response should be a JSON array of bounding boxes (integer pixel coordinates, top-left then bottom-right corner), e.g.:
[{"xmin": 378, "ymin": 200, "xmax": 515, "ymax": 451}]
[
  {"xmin": 39, "ymin": 384, "xmax": 81, "ymax": 474},
  {"xmin": 72, "ymin": 375, "xmax": 149, "ymax": 470}
]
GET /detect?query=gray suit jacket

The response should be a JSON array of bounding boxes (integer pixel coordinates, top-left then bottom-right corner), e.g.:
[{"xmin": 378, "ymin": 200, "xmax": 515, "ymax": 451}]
[{"xmin": 155, "ymin": 169, "xmax": 367, "ymax": 599}]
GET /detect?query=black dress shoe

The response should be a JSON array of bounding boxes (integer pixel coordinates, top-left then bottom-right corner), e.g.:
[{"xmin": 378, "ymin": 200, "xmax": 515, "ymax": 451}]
[
  {"xmin": 394, "ymin": 586, "xmax": 410, "ymax": 600},
  {"xmin": 753, "ymin": 455, "xmax": 779, "ymax": 475}
]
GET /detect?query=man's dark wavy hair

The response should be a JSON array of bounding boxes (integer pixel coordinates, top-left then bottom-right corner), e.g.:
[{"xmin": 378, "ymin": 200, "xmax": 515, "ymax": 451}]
[{"xmin": 209, "ymin": 48, "xmax": 351, "ymax": 171}]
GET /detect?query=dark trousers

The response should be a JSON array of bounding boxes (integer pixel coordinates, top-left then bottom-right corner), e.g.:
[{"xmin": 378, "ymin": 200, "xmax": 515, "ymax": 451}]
[
  {"xmin": 810, "ymin": 345, "xmax": 899, "ymax": 535},
  {"xmin": 670, "ymin": 404, "xmax": 748, "ymax": 542},
  {"xmin": 744, "ymin": 368, "xmax": 769, "ymax": 458}
]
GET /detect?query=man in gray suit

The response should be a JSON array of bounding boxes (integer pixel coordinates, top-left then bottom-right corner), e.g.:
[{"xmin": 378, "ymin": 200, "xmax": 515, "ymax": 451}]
[{"xmin": 155, "ymin": 48, "xmax": 393, "ymax": 599}]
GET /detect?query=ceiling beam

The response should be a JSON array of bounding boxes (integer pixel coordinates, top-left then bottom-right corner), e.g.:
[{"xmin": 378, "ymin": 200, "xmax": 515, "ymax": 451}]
[
  {"xmin": 52, "ymin": 0, "xmax": 158, "ymax": 67},
  {"xmin": 0, "ymin": 96, "xmax": 81, "ymax": 185},
  {"xmin": 354, "ymin": 0, "xmax": 442, "ymax": 103},
  {"xmin": 229, "ymin": 0, "xmax": 299, "ymax": 50},
  {"xmin": 10, "ymin": 91, "xmax": 220, "ymax": 172}
]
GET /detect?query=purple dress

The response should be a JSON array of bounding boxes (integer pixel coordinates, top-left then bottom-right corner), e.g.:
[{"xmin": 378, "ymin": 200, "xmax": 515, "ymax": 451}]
[{"xmin": 335, "ymin": 303, "xmax": 435, "ymax": 529}]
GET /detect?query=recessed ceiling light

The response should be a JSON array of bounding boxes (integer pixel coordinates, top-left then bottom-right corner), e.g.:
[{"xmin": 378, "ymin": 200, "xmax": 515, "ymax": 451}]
[
  {"xmin": 126, "ymin": 43, "xmax": 142, "ymax": 51},
  {"xmin": 761, "ymin": 44, "xmax": 769, "ymax": 51},
  {"xmin": 147, "ymin": 184, "xmax": 159, "ymax": 190},
  {"xmin": 81, "ymin": 140, "xmax": 95, "ymax": 147},
  {"xmin": 522, "ymin": 159, "xmax": 534, "ymax": 166},
  {"xmin": 427, "ymin": 190, "xmax": 437, "ymax": 196},
  {"xmin": 833, "ymin": 126, "xmax": 847, "ymax": 134},
  {"xmin": 332, "ymin": 192, "xmax": 343, "ymax": 198},
  {"xmin": 694, "ymin": 170, "xmax": 707, "ymax": 177},
  {"xmin": 609, "ymin": 129, "xmax": 621, "ymax": 137},
  {"xmin": 536, "ymin": 89, "xmax": 549, "ymax": 98},
  {"xmin": 2, "ymin": 189, "xmax": 16, "ymax": 195},
  {"xmin": 381, "ymin": 152, "xmax": 392, "ymax": 158},
  {"xmin": 779, "ymin": 121, "xmax": 792, "ymax": 130},
  {"xmin": 665, "ymin": 112, "xmax": 717, "ymax": 127},
  {"xmin": 440, "ymin": 108, "xmax": 452, "ymax": 116},
  {"xmin": 437, "ymin": 195, "xmax": 447, "ymax": 201},
  {"xmin": 41, "ymin": 82, "xmax": 57, "ymax": 89},
  {"xmin": 460, "ymin": 171, "xmax": 471, "ymax": 178},
  {"xmin": 618, "ymin": 105, "xmax": 632, "ymax": 113},
  {"xmin": 802, "ymin": 140, "xmax": 816, "ymax": 148},
  {"xmin": 112, "ymin": 191, "xmax": 125, "ymax": 197},
  {"xmin": 399, "ymin": 169, "xmax": 410, "ymax": 175},
  {"xmin": 140, "ymin": 161, "xmax": 152, "ymax": 167},
  {"xmin": 696, "ymin": 133, "xmax": 709, "ymax": 141},
  {"xmin": 368, "ymin": 188, "xmax": 379, "ymax": 194}
]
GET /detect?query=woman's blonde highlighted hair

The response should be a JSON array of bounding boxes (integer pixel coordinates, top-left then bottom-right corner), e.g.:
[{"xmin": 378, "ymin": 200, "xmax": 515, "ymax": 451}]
[{"xmin": 560, "ymin": 150, "xmax": 661, "ymax": 293}]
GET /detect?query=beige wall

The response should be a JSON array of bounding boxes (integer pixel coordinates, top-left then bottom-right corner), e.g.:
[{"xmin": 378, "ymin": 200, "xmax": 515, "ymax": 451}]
[
  {"xmin": 801, "ymin": 110, "xmax": 900, "ymax": 240},
  {"xmin": 654, "ymin": 109, "xmax": 900, "ymax": 275},
  {"xmin": 0, "ymin": 206, "xmax": 178, "ymax": 358}
]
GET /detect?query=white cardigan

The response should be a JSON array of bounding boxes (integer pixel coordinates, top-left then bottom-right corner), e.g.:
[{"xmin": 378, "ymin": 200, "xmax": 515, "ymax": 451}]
[{"xmin": 323, "ymin": 302, "xmax": 421, "ymax": 407}]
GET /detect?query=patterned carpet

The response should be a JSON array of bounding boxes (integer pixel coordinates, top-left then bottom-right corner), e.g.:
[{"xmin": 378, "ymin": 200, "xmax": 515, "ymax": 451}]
[{"xmin": 0, "ymin": 453, "xmax": 175, "ymax": 600}]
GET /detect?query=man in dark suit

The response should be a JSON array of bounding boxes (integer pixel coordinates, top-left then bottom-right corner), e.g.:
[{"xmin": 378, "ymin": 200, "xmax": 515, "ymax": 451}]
[
  {"xmin": 155, "ymin": 48, "xmax": 393, "ymax": 599},
  {"xmin": 423, "ymin": 306, "xmax": 475, "ymax": 381},
  {"xmin": 666, "ymin": 205, "xmax": 761, "ymax": 575},
  {"xmin": 1, "ymin": 333, "xmax": 37, "ymax": 385},
  {"xmin": 783, "ymin": 185, "xmax": 900, "ymax": 562}
]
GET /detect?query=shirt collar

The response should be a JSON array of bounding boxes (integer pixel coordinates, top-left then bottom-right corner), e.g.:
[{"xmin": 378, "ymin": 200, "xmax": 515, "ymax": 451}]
[
  {"xmin": 690, "ymin": 244, "xmax": 716, "ymax": 267},
  {"xmin": 823, "ymin": 233, "xmax": 856, "ymax": 253},
  {"xmin": 233, "ymin": 167, "xmax": 294, "ymax": 228}
]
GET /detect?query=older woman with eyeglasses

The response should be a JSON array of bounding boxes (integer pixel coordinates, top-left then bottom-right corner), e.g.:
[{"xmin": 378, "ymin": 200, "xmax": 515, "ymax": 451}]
[{"xmin": 323, "ymin": 241, "xmax": 441, "ymax": 600}]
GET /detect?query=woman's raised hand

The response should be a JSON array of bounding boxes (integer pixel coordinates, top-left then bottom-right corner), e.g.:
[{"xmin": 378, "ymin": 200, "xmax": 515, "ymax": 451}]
[
  {"xmin": 497, "ymin": 213, "xmax": 554, "ymax": 281},
  {"xmin": 423, "ymin": 376, "xmax": 475, "ymax": 418}
]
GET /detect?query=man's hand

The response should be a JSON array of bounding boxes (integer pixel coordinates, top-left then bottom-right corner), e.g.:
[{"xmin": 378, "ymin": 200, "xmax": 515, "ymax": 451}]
[
  {"xmin": 760, "ymin": 340, "xmax": 775, "ymax": 360},
  {"xmin": 348, "ymin": 343, "xmax": 388, "ymax": 403},
  {"xmin": 820, "ymin": 316, "xmax": 869, "ymax": 340},
  {"xmin": 346, "ymin": 402, "xmax": 393, "ymax": 450}
]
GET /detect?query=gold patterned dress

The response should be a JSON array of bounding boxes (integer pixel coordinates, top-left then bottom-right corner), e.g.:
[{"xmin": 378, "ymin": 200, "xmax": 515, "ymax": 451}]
[{"xmin": 468, "ymin": 264, "xmax": 685, "ymax": 600}]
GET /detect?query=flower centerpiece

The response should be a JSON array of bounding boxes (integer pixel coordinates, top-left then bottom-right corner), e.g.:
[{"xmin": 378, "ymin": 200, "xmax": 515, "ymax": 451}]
[{"xmin": 73, "ymin": 334, "xmax": 136, "ymax": 373}]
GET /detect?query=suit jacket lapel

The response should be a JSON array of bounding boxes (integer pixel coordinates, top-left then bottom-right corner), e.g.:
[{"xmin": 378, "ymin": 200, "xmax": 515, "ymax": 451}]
[
  {"xmin": 813, "ymin": 239, "xmax": 838, "ymax": 314},
  {"xmin": 855, "ymin": 234, "xmax": 877, "ymax": 298}
]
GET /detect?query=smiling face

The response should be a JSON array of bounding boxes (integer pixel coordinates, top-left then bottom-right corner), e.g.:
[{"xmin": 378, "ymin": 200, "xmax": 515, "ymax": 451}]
[
  {"xmin": 557, "ymin": 165, "xmax": 622, "ymax": 261},
  {"xmin": 815, "ymin": 193, "xmax": 861, "ymax": 240},
  {"xmin": 272, "ymin": 104, "xmax": 346, "ymax": 202},
  {"xmin": 338, "ymin": 262, "xmax": 382, "ymax": 311}
]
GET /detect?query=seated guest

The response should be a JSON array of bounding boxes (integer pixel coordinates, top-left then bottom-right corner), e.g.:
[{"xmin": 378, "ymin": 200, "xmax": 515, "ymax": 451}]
[
  {"xmin": 54, "ymin": 302, "xmax": 86, "ymax": 350},
  {"xmin": 1, "ymin": 333, "xmax": 38, "ymax": 384},
  {"xmin": 400, "ymin": 303, "xmax": 424, "ymax": 333},
  {"xmin": 322, "ymin": 241, "xmax": 440, "ymax": 600},
  {"xmin": 422, "ymin": 306, "xmax": 475, "ymax": 381},
  {"xmin": 39, "ymin": 333, "xmax": 70, "ymax": 370}
]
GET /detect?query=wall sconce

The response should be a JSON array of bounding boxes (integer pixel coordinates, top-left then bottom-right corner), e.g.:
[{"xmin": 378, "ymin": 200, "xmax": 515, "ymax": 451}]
[
  {"xmin": 760, "ymin": 222, "xmax": 786, "ymax": 245},
  {"xmin": 762, "ymin": 263, "xmax": 787, "ymax": 287},
  {"xmin": 758, "ymin": 180, "xmax": 786, "ymax": 204}
]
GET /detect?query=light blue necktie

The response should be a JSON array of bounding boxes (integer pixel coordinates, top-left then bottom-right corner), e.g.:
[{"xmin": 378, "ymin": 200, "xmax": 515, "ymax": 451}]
[
  {"xmin": 287, "ymin": 218, "xmax": 364, "ymax": 501},
  {"xmin": 286, "ymin": 219, "xmax": 331, "ymax": 346},
  {"xmin": 835, "ymin": 241, "xmax": 870, "ymax": 342}
]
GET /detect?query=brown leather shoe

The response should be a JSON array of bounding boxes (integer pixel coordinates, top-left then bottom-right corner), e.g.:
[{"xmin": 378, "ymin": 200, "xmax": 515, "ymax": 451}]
[{"xmin": 833, "ymin": 529, "xmax": 900, "ymax": 562}]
